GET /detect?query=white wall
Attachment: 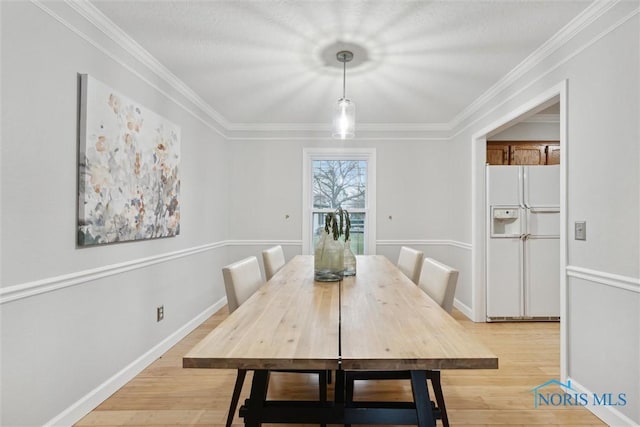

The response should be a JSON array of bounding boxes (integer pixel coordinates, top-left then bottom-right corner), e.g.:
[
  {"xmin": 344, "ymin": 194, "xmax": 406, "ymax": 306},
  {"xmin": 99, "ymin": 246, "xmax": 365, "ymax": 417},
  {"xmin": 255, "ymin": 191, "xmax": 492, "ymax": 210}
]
[
  {"xmin": 454, "ymin": 3, "xmax": 639, "ymax": 424},
  {"xmin": 228, "ymin": 139, "xmax": 462, "ymax": 241},
  {"xmin": 562, "ymin": 8, "xmax": 639, "ymax": 423},
  {"xmin": 488, "ymin": 120, "xmax": 560, "ymax": 141},
  {"xmin": 227, "ymin": 138, "xmax": 473, "ymax": 309},
  {"xmin": 2, "ymin": 1, "xmax": 639, "ymax": 426},
  {"xmin": 1, "ymin": 2, "xmax": 230, "ymax": 426}
]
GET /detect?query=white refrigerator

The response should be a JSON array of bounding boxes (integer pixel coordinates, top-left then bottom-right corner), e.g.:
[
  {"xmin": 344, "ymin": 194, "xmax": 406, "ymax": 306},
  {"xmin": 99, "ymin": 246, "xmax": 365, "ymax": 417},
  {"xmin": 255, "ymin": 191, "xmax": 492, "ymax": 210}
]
[{"xmin": 486, "ymin": 165, "xmax": 560, "ymax": 321}]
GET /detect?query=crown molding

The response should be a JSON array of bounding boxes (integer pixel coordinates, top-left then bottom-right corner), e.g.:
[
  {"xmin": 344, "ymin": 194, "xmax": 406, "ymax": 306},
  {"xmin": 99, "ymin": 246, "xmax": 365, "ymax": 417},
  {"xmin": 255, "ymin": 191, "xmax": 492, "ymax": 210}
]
[
  {"xmin": 60, "ymin": 0, "xmax": 449, "ymax": 138},
  {"xmin": 227, "ymin": 122, "xmax": 451, "ymax": 133},
  {"xmin": 448, "ymin": 0, "xmax": 621, "ymax": 131},
  {"xmin": 57, "ymin": 0, "xmax": 624, "ymax": 140},
  {"xmin": 32, "ymin": 0, "xmax": 230, "ymax": 139},
  {"xmin": 227, "ymin": 136, "xmax": 450, "ymax": 141},
  {"xmin": 63, "ymin": 0, "xmax": 231, "ymax": 130},
  {"xmin": 358, "ymin": 122, "xmax": 451, "ymax": 132},
  {"xmin": 451, "ymin": 4, "xmax": 638, "ymax": 142}
]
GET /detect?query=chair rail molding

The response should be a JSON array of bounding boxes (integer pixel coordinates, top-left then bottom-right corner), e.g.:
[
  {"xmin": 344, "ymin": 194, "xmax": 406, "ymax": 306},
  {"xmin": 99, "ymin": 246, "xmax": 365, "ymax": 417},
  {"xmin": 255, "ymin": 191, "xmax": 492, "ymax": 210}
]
[
  {"xmin": 566, "ymin": 265, "xmax": 640, "ymax": 294},
  {"xmin": 225, "ymin": 240, "xmax": 303, "ymax": 246},
  {"xmin": 2, "ymin": 239, "xmax": 474, "ymax": 304},
  {"xmin": 0, "ymin": 241, "xmax": 226, "ymax": 304},
  {"xmin": 376, "ymin": 240, "xmax": 472, "ymax": 251}
]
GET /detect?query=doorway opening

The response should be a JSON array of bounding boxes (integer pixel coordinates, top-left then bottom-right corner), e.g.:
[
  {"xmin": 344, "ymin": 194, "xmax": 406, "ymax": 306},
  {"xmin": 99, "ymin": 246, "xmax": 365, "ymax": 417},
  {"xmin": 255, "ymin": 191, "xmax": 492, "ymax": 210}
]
[
  {"xmin": 470, "ymin": 80, "xmax": 568, "ymax": 379},
  {"xmin": 486, "ymin": 102, "xmax": 560, "ymax": 321}
]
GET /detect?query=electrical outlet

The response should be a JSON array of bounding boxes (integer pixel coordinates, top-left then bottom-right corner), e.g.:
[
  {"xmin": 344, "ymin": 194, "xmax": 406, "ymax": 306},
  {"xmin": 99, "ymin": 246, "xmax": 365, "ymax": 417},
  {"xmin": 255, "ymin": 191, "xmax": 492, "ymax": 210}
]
[{"xmin": 157, "ymin": 305, "xmax": 164, "ymax": 322}]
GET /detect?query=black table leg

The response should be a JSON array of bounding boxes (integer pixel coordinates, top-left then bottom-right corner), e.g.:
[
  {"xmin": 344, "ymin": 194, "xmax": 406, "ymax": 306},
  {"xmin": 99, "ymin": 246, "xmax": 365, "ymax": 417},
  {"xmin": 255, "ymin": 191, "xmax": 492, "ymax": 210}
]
[
  {"xmin": 410, "ymin": 370, "xmax": 436, "ymax": 427},
  {"xmin": 333, "ymin": 369, "xmax": 349, "ymax": 427},
  {"xmin": 226, "ymin": 369, "xmax": 247, "ymax": 427},
  {"xmin": 334, "ymin": 369, "xmax": 345, "ymax": 404},
  {"xmin": 244, "ymin": 369, "xmax": 270, "ymax": 427},
  {"xmin": 319, "ymin": 370, "xmax": 328, "ymax": 427}
]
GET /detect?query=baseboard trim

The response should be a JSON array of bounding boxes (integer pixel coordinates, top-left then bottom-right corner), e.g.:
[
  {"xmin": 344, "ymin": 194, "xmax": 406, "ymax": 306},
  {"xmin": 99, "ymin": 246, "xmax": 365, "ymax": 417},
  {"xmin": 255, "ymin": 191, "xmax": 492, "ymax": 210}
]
[
  {"xmin": 453, "ymin": 298, "xmax": 474, "ymax": 320},
  {"xmin": 0, "ymin": 241, "xmax": 226, "ymax": 305},
  {"xmin": 567, "ymin": 377, "xmax": 639, "ymax": 427},
  {"xmin": 44, "ymin": 297, "xmax": 227, "ymax": 427}
]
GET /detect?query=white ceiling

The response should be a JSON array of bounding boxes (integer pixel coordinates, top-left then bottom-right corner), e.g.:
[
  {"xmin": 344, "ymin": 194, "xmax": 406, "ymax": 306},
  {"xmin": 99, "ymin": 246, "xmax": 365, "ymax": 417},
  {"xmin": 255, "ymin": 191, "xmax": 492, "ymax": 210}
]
[{"xmin": 91, "ymin": 0, "xmax": 590, "ymax": 131}]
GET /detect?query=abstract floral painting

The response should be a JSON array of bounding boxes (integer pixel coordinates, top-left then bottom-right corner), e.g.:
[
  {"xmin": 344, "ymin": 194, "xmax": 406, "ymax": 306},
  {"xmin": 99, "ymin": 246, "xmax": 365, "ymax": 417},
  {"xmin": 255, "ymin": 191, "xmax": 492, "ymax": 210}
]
[{"xmin": 77, "ymin": 74, "xmax": 181, "ymax": 246}]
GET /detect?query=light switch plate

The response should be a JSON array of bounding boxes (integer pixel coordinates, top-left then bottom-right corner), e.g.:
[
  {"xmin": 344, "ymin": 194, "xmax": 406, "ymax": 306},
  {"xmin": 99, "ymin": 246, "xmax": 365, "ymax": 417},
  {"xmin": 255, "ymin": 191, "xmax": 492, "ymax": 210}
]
[{"xmin": 575, "ymin": 221, "xmax": 586, "ymax": 240}]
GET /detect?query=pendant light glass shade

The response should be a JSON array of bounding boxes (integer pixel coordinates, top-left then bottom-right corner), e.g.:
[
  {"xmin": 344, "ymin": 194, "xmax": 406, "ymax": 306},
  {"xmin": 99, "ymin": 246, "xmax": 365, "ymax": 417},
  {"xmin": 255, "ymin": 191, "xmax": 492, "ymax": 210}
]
[
  {"xmin": 332, "ymin": 97, "xmax": 355, "ymax": 139},
  {"xmin": 332, "ymin": 50, "xmax": 355, "ymax": 139}
]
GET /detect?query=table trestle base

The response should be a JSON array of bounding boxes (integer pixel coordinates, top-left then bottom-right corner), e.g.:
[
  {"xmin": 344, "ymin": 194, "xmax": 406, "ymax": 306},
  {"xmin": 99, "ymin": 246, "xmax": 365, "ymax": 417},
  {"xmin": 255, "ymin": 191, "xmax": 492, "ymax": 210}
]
[{"xmin": 239, "ymin": 369, "xmax": 437, "ymax": 427}]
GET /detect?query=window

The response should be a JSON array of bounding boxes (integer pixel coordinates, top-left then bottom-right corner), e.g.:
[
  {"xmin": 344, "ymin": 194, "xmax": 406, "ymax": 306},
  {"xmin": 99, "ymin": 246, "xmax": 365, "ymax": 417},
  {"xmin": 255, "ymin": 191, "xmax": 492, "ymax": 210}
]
[{"xmin": 302, "ymin": 148, "xmax": 376, "ymax": 255}]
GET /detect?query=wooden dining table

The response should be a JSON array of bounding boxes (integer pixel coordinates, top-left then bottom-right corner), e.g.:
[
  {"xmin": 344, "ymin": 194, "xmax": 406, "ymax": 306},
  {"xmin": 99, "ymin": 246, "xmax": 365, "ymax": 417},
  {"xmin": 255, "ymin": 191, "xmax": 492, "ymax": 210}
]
[{"xmin": 183, "ymin": 255, "xmax": 498, "ymax": 426}]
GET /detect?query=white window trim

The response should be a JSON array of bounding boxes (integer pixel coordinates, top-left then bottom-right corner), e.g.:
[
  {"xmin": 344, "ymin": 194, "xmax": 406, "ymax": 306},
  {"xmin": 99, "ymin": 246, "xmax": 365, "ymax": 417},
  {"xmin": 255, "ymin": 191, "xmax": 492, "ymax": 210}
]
[{"xmin": 302, "ymin": 147, "xmax": 376, "ymax": 255}]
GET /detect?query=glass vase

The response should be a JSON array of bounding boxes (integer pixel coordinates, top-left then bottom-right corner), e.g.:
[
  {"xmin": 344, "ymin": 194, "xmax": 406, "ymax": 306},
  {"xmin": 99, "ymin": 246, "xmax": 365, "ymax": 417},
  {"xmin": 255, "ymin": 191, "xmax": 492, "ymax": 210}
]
[
  {"xmin": 314, "ymin": 231, "xmax": 344, "ymax": 282},
  {"xmin": 343, "ymin": 239, "xmax": 356, "ymax": 276}
]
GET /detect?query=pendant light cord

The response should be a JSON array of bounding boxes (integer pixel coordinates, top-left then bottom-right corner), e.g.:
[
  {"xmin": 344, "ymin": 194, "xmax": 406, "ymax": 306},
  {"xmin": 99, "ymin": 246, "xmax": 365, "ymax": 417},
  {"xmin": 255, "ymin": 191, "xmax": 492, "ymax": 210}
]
[{"xmin": 342, "ymin": 53, "xmax": 347, "ymax": 99}]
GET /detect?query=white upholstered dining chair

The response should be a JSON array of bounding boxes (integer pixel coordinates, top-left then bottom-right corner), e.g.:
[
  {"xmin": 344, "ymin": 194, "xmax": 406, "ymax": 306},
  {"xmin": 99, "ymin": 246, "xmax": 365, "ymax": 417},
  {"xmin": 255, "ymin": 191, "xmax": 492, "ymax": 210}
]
[
  {"xmin": 223, "ymin": 256, "xmax": 264, "ymax": 314},
  {"xmin": 417, "ymin": 257, "xmax": 459, "ymax": 314},
  {"xmin": 396, "ymin": 246, "xmax": 424, "ymax": 284},
  {"xmin": 345, "ymin": 257, "xmax": 459, "ymax": 427},
  {"xmin": 262, "ymin": 245, "xmax": 286, "ymax": 281},
  {"xmin": 415, "ymin": 257, "xmax": 459, "ymax": 427},
  {"xmin": 222, "ymin": 256, "xmax": 327, "ymax": 427}
]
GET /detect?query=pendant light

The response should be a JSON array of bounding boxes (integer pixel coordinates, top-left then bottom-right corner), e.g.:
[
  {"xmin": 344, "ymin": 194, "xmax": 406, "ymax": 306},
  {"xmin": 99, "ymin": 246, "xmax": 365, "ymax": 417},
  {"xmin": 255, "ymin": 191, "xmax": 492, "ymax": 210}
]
[{"xmin": 332, "ymin": 50, "xmax": 355, "ymax": 139}]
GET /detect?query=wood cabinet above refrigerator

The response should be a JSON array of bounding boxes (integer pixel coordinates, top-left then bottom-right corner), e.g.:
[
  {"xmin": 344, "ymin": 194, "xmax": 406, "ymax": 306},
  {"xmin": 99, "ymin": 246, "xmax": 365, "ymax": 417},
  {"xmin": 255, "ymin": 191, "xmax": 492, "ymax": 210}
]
[{"xmin": 486, "ymin": 141, "xmax": 560, "ymax": 165}]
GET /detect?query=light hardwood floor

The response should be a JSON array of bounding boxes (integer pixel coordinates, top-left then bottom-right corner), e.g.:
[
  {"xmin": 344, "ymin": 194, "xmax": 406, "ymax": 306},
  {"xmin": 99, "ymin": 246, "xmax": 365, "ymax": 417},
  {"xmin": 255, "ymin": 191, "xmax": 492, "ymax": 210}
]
[{"xmin": 76, "ymin": 308, "xmax": 606, "ymax": 427}]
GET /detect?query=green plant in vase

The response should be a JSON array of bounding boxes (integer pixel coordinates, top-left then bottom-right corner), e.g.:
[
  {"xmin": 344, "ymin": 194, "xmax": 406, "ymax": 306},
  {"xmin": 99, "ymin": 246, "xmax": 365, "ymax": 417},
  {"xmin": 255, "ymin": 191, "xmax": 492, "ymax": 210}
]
[
  {"xmin": 342, "ymin": 211, "xmax": 356, "ymax": 276},
  {"xmin": 314, "ymin": 207, "xmax": 355, "ymax": 281}
]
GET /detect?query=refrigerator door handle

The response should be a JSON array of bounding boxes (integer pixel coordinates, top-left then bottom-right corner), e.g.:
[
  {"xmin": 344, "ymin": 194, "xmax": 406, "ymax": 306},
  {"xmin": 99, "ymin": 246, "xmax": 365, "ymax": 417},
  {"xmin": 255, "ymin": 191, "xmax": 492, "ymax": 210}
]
[
  {"xmin": 529, "ymin": 206, "xmax": 559, "ymax": 214},
  {"xmin": 518, "ymin": 166, "xmax": 525, "ymax": 208},
  {"xmin": 520, "ymin": 229, "xmax": 526, "ymax": 317}
]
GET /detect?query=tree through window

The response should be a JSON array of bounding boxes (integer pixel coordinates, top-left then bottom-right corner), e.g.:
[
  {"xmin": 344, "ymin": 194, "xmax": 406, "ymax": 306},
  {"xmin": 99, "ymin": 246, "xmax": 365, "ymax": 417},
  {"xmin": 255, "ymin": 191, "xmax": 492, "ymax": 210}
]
[
  {"xmin": 313, "ymin": 160, "xmax": 366, "ymax": 210},
  {"xmin": 303, "ymin": 148, "xmax": 376, "ymax": 256}
]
